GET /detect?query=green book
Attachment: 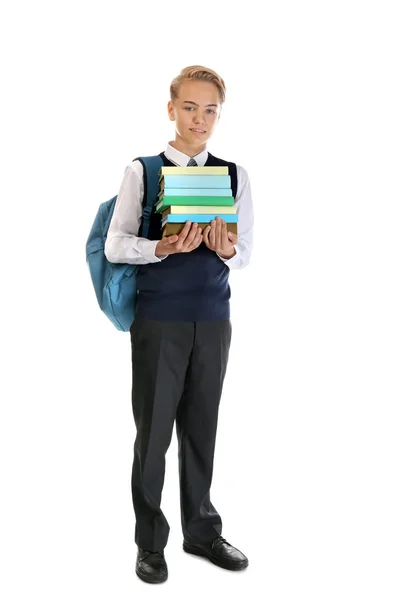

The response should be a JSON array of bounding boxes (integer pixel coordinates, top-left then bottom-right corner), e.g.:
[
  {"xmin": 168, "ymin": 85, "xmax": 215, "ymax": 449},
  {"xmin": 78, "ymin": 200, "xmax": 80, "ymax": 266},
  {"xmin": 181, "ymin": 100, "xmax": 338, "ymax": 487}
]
[{"xmin": 155, "ymin": 195, "xmax": 235, "ymax": 214}]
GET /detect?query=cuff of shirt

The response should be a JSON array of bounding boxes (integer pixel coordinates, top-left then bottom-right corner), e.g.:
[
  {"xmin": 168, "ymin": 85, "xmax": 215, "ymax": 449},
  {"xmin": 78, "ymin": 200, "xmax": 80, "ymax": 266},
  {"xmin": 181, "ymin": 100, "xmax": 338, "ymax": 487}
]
[
  {"xmin": 216, "ymin": 245, "xmax": 240, "ymax": 267},
  {"xmin": 140, "ymin": 239, "xmax": 169, "ymax": 262}
]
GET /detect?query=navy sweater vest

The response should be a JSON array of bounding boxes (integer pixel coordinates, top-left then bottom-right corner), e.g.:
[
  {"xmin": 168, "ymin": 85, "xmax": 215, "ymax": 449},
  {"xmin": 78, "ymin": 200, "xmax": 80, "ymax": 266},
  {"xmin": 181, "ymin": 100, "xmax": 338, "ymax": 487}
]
[{"xmin": 135, "ymin": 151, "xmax": 238, "ymax": 322}]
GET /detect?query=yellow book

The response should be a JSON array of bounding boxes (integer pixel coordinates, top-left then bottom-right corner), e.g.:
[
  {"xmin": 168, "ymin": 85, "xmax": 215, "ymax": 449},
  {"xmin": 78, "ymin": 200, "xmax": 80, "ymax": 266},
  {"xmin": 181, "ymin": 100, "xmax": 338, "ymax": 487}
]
[{"xmin": 159, "ymin": 165, "xmax": 229, "ymax": 178}]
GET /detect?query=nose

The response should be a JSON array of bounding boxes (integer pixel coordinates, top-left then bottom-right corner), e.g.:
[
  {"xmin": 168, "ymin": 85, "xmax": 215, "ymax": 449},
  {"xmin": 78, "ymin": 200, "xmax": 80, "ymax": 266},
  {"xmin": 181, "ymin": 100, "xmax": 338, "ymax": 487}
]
[{"xmin": 193, "ymin": 111, "xmax": 205, "ymax": 125}]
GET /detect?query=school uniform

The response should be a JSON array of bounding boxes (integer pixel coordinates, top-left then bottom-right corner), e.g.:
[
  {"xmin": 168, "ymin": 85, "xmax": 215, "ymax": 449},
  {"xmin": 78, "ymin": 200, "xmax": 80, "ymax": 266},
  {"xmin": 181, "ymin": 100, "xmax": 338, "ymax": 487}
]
[{"xmin": 105, "ymin": 143, "xmax": 253, "ymax": 553}]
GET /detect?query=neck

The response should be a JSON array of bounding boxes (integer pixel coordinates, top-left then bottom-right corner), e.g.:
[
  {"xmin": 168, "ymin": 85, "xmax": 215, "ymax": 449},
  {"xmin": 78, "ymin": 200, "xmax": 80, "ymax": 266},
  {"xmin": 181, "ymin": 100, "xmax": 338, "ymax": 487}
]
[{"xmin": 170, "ymin": 137, "xmax": 207, "ymax": 158}]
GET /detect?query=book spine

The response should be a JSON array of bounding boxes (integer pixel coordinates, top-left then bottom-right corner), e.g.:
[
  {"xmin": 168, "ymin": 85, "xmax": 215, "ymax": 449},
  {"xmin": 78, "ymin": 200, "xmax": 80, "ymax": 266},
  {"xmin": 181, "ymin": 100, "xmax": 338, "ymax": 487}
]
[
  {"xmin": 162, "ymin": 205, "xmax": 237, "ymax": 215},
  {"xmin": 159, "ymin": 166, "xmax": 229, "ymax": 176},
  {"xmin": 161, "ymin": 214, "xmax": 239, "ymax": 225},
  {"xmin": 155, "ymin": 196, "xmax": 235, "ymax": 212},
  {"xmin": 162, "ymin": 222, "xmax": 237, "ymax": 237},
  {"xmin": 161, "ymin": 175, "xmax": 231, "ymax": 189},
  {"xmin": 158, "ymin": 188, "xmax": 232, "ymax": 197}
]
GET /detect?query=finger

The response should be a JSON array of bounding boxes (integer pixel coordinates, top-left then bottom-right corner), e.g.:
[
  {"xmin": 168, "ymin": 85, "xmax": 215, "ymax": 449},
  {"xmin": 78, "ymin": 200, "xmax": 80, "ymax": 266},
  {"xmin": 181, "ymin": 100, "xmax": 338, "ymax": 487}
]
[
  {"xmin": 174, "ymin": 221, "xmax": 192, "ymax": 249},
  {"xmin": 216, "ymin": 217, "xmax": 223, "ymax": 250},
  {"xmin": 194, "ymin": 226, "xmax": 203, "ymax": 245},
  {"xmin": 221, "ymin": 219, "xmax": 228, "ymax": 246},
  {"xmin": 209, "ymin": 220, "xmax": 216, "ymax": 248},
  {"xmin": 167, "ymin": 234, "xmax": 179, "ymax": 244},
  {"xmin": 186, "ymin": 230, "xmax": 200, "ymax": 252},
  {"xmin": 203, "ymin": 226, "xmax": 210, "ymax": 247},
  {"xmin": 183, "ymin": 222, "xmax": 199, "ymax": 247},
  {"xmin": 188, "ymin": 228, "xmax": 203, "ymax": 250},
  {"xmin": 177, "ymin": 220, "xmax": 192, "ymax": 243},
  {"xmin": 228, "ymin": 231, "xmax": 238, "ymax": 244}
]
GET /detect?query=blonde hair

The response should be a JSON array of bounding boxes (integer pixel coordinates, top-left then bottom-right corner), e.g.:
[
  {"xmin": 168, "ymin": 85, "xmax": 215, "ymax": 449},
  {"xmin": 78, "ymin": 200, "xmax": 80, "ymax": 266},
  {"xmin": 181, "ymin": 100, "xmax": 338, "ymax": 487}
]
[{"xmin": 170, "ymin": 65, "xmax": 226, "ymax": 105}]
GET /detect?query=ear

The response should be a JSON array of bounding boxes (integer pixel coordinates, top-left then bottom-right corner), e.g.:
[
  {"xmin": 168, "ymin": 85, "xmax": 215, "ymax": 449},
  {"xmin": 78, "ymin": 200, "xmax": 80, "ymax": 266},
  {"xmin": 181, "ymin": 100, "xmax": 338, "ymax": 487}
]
[{"xmin": 167, "ymin": 100, "xmax": 174, "ymax": 121}]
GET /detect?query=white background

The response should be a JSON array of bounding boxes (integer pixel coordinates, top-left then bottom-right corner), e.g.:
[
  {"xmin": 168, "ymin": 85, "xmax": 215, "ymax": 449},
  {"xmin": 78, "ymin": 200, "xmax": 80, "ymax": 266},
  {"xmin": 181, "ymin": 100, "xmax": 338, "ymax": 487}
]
[{"xmin": 1, "ymin": 1, "xmax": 399, "ymax": 598}]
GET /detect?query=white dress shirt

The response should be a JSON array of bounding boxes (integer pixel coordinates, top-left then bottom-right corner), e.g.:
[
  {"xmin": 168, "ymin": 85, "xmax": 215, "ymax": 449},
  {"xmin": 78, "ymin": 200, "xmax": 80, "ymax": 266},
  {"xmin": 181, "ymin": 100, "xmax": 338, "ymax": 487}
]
[{"xmin": 104, "ymin": 143, "xmax": 254, "ymax": 269}]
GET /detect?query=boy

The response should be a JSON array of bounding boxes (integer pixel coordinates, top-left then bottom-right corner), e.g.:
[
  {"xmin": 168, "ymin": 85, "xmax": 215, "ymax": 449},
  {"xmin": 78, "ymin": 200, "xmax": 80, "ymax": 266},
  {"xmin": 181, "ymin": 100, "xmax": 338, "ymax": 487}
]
[{"xmin": 105, "ymin": 65, "xmax": 254, "ymax": 584}]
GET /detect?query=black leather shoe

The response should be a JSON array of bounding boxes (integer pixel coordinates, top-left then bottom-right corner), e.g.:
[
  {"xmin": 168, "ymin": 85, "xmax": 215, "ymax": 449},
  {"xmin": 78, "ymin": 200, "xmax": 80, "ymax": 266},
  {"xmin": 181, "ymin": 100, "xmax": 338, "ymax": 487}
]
[
  {"xmin": 183, "ymin": 535, "xmax": 249, "ymax": 571},
  {"xmin": 135, "ymin": 548, "xmax": 168, "ymax": 583}
]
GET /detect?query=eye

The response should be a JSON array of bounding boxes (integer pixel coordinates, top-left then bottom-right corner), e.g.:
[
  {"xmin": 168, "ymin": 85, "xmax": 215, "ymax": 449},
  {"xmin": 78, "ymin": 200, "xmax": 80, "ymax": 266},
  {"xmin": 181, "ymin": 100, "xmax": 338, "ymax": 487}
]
[{"xmin": 184, "ymin": 107, "xmax": 216, "ymax": 114}]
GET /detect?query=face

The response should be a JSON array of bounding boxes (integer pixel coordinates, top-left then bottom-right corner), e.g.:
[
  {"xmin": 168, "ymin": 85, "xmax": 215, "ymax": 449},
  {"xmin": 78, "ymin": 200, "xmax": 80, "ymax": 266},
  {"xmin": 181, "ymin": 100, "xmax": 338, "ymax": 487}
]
[{"xmin": 167, "ymin": 79, "xmax": 221, "ymax": 155}]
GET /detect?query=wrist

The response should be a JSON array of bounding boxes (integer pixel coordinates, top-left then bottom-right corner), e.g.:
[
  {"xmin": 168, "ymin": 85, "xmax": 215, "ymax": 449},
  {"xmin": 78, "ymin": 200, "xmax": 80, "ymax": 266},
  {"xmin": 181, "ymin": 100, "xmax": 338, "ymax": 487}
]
[
  {"xmin": 155, "ymin": 241, "xmax": 168, "ymax": 258},
  {"xmin": 218, "ymin": 248, "xmax": 236, "ymax": 259}
]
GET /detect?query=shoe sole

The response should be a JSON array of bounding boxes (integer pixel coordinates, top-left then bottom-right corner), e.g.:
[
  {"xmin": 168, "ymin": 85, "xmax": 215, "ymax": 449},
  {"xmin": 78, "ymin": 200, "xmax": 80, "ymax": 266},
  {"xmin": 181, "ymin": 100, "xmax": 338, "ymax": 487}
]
[
  {"xmin": 135, "ymin": 567, "xmax": 168, "ymax": 584},
  {"xmin": 183, "ymin": 542, "xmax": 249, "ymax": 571}
]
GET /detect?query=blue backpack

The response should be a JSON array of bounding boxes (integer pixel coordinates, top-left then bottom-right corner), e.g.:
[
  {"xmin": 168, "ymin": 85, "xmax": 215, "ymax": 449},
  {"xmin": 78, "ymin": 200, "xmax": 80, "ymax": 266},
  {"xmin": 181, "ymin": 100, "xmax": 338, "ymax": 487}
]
[{"xmin": 85, "ymin": 155, "xmax": 163, "ymax": 331}]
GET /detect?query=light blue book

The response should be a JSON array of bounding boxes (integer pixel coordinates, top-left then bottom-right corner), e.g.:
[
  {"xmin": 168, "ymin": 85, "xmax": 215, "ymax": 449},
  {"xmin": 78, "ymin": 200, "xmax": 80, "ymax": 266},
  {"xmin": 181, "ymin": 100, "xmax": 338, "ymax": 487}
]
[
  {"xmin": 162, "ymin": 175, "xmax": 231, "ymax": 189},
  {"xmin": 158, "ymin": 188, "xmax": 232, "ymax": 197},
  {"xmin": 161, "ymin": 214, "xmax": 239, "ymax": 226}
]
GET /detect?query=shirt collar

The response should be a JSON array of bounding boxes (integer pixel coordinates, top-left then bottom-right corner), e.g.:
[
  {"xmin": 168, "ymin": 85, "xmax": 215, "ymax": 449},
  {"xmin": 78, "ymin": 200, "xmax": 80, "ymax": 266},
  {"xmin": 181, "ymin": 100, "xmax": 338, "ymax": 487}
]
[{"xmin": 164, "ymin": 142, "xmax": 208, "ymax": 167}]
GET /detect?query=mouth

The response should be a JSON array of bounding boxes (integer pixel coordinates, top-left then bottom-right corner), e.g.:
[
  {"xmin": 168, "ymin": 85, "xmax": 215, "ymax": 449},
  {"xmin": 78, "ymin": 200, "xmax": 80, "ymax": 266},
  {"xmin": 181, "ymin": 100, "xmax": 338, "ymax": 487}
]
[{"xmin": 190, "ymin": 128, "xmax": 206, "ymax": 135}]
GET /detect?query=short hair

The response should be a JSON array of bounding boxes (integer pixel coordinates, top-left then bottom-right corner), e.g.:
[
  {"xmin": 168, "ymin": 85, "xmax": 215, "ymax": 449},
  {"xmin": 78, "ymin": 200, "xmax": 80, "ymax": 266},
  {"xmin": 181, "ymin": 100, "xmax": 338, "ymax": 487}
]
[{"xmin": 170, "ymin": 65, "xmax": 226, "ymax": 105}]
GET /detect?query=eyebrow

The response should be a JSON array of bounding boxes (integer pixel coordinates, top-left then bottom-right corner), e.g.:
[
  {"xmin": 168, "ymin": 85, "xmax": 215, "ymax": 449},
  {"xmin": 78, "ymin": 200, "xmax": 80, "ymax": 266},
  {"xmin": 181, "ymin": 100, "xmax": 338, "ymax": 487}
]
[{"xmin": 182, "ymin": 101, "xmax": 218, "ymax": 108}]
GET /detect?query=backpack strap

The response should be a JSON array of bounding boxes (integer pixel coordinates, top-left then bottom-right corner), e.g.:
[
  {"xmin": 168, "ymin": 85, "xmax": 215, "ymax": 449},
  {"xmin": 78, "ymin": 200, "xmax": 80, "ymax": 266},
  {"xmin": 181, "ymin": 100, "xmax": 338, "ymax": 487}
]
[{"xmin": 132, "ymin": 155, "xmax": 163, "ymax": 239}]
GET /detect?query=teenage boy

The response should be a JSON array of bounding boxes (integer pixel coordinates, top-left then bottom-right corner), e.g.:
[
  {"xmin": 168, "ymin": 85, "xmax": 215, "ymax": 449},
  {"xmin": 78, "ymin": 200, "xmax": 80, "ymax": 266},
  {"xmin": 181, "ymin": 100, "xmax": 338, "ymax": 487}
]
[{"xmin": 105, "ymin": 65, "xmax": 254, "ymax": 584}]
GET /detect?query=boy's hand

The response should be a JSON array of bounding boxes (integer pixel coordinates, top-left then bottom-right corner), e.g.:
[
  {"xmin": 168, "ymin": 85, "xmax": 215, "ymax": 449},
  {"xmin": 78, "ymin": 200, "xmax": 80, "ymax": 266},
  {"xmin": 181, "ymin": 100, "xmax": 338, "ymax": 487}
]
[
  {"xmin": 203, "ymin": 217, "xmax": 237, "ymax": 259},
  {"xmin": 155, "ymin": 221, "xmax": 203, "ymax": 256}
]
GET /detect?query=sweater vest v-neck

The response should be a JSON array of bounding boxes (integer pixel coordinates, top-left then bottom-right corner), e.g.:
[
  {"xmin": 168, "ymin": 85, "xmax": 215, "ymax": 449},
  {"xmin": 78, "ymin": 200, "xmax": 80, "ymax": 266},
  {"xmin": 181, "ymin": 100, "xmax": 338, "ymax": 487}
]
[{"xmin": 135, "ymin": 151, "xmax": 238, "ymax": 322}]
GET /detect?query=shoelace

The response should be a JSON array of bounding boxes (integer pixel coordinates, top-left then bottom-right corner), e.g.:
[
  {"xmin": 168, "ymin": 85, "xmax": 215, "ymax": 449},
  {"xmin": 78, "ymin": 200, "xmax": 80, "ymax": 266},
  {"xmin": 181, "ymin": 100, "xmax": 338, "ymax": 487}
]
[
  {"xmin": 211, "ymin": 535, "xmax": 230, "ymax": 549},
  {"xmin": 140, "ymin": 550, "xmax": 164, "ymax": 561}
]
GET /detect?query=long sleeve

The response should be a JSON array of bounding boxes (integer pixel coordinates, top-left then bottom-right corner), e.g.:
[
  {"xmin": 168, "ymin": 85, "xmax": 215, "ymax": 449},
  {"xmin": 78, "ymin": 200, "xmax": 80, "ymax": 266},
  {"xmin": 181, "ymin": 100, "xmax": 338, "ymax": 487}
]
[
  {"xmin": 217, "ymin": 164, "xmax": 254, "ymax": 269},
  {"xmin": 104, "ymin": 160, "xmax": 168, "ymax": 264}
]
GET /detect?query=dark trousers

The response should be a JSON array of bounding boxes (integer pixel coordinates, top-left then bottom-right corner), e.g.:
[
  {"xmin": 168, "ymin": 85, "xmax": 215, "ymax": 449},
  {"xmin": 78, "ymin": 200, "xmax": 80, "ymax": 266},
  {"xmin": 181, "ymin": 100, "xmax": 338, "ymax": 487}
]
[{"xmin": 129, "ymin": 317, "xmax": 232, "ymax": 552}]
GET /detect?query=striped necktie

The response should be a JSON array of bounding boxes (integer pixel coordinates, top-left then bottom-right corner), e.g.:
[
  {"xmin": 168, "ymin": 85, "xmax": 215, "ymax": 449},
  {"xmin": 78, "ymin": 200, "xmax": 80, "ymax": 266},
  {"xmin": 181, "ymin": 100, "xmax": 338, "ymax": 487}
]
[{"xmin": 187, "ymin": 158, "xmax": 197, "ymax": 166}]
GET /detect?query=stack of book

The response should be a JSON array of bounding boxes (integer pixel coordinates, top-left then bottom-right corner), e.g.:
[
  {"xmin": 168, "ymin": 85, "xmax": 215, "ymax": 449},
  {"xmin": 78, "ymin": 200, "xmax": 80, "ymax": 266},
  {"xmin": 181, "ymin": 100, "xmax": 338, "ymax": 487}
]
[{"xmin": 155, "ymin": 165, "xmax": 238, "ymax": 237}]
